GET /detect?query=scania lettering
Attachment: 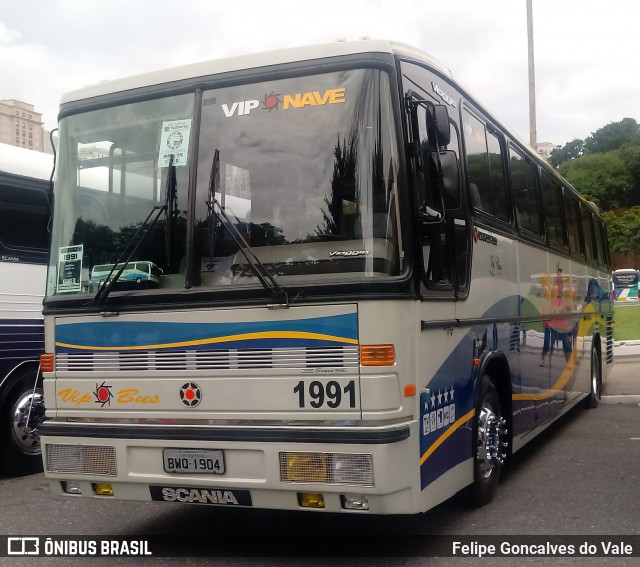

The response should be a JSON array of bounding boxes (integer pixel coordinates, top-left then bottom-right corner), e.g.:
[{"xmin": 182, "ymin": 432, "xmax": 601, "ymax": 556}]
[{"xmin": 40, "ymin": 40, "xmax": 612, "ymax": 515}]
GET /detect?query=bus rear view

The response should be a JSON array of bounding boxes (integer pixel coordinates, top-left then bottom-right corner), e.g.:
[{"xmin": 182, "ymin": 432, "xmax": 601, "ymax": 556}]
[{"xmin": 612, "ymin": 268, "xmax": 639, "ymax": 301}]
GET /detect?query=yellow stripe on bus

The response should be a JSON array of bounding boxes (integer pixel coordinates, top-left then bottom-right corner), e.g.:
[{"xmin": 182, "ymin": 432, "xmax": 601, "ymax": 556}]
[
  {"xmin": 55, "ymin": 330, "xmax": 359, "ymax": 351},
  {"xmin": 419, "ymin": 409, "xmax": 475, "ymax": 466}
]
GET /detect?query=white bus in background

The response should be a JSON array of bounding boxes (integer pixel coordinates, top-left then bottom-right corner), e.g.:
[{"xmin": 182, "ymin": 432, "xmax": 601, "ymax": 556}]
[
  {"xmin": 90, "ymin": 260, "xmax": 163, "ymax": 290},
  {"xmin": 0, "ymin": 143, "xmax": 52, "ymax": 475}
]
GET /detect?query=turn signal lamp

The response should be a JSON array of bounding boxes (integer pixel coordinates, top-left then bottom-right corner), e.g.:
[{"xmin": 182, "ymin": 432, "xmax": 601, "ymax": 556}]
[
  {"xmin": 40, "ymin": 353, "xmax": 54, "ymax": 373},
  {"xmin": 93, "ymin": 483, "xmax": 114, "ymax": 496},
  {"xmin": 282, "ymin": 452, "xmax": 328, "ymax": 483},
  {"xmin": 298, "ymin": 492, "xmax": 325, "ymax": 508},
  {"xmin": 360, "ymin": 344, "xmax": 396, "ymax": 366}
]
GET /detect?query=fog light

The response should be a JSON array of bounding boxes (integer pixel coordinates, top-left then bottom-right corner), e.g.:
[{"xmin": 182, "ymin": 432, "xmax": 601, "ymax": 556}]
[
  {"xmin": 61, "ymin": 481, "xmax": 82, "ymax": 495},
  {"xmin": 298, "ymin": 492, "xmax": 325, "ymax": 508},
  {"xmin": 341, "ymin": 493, "xmax": 369, "ymax": 510},
  {"xmin": 93, "ymin": 483, "xmax": 114, "ymax": 496}
]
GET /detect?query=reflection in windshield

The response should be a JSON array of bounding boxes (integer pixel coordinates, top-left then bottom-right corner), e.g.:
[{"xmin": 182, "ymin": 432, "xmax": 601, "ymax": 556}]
[
  {"xmin": 195, "ymin": 69, "xmax": 401, "ymax": 288},
  {"xmin": 47, "ymin": 69, "xmax": 401, "ymax": 299}
]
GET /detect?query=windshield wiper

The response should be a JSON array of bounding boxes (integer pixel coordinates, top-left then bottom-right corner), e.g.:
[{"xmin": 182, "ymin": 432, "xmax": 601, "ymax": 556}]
[
  {"xmin": 92, "ymin": 156, "xmax": 176, "ymax": 306},
  {"xmin": 206, "ymin": 149, "xmax": 289, "ymax": 307},
  {"xmin": 164, "ymin": 155, "xmax": 178, "ymax": 265},
  {"xmin": 91, "ymin": 204, "xmax": 167, "ymax": 306}
]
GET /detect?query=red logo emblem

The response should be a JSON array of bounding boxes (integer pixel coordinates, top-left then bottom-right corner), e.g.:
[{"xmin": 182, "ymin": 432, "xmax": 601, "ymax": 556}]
[
  {"xmin": 94, "ymin": 382, "xmax": 113, "ymax": 407},
  {"xmin": 180, "ymin": 382, "xmax": 202, "ymax": 407}
]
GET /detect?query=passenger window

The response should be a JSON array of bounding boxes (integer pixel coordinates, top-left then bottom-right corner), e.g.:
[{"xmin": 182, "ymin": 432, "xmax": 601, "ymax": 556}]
[
  {"xmin": 462, "ymin": 109, "xmax": 509, "ymax": 221},
  {"xmin": 509, "ymin": 146, "xmax": 542, "ymax": 237},
  {"xmin": 540, "ymin": 173, "xmax": 566, "ymax": 249},
  {"xmin": 594, "ymin": 220, "xmax": 606, "ymax": 266},
  {"xmin": 564, "ymin": 195, "xmax": 581, "ymax": 256},
  {"xmin": 581, "ymin": 208, "xmax": 596, "ymax": 262}
]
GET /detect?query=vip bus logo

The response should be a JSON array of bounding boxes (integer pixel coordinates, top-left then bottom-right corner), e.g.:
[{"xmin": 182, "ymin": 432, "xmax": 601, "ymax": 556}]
[
  {"xmin": 221, "ymin": 88, "xmax": 346, "ymax": 117},
  {"xmin": 94, "ymin": 382, "xmax": 114, "ymax": 407}
]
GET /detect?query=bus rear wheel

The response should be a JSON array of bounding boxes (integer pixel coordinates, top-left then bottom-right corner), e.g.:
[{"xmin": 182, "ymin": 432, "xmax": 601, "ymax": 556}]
[
  {"xmin": 584, "ymin": 346, "xmax": 601, "ymax": 409},
  {"xmin": 470, "ymin": 375, "xmax": 508, "ymax": 507},
  {"xmin": 0, "ymin": 369, "xmax": 45, "ymax": 476}
]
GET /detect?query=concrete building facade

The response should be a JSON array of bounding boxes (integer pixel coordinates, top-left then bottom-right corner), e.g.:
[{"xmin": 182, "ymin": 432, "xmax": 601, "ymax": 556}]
[{"xmin": 0, "ymin": 99, "xmax": 45, "ymax": 152}]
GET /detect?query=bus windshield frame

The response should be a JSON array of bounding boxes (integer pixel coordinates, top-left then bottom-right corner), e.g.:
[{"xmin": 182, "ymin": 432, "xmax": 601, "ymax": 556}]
[{"xmin": 45, "ymin": 67, "xmax": 404, "ymax": 303}]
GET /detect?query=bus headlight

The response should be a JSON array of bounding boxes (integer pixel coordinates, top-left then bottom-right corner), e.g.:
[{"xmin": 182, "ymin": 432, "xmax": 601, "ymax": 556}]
[{"xmin": 280, "ymin": 452, "xmax": 373, "ymax": 487}]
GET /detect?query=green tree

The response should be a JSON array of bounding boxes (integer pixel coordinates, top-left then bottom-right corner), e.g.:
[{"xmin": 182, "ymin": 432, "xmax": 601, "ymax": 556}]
[
  {"xmin": 583, "ymin": 117, "xmax": 639, "ymax": 154},
  {"xmin": 559, "ymin": 151, "xmax": 632, "ymax": 209},
  {"xmin": 549, "ymin": 138, "xmax": 584, "ymax": 168},
  {"xmin": 604, "ymin": 207, "xmax": 640, "ymax": 257},
  {"xmin": 619, "ymin": 143, "xmax": 640, "ymax": 205}
]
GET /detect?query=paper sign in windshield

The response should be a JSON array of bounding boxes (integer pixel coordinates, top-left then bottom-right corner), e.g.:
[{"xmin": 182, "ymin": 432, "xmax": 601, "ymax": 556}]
[
  {"xmin": 57, "ymin": 245, "xmax": 83, "ymax": 293},
  {"xmin": 158, "ymin": 120, "xmax": 191, "ymax": 167}
]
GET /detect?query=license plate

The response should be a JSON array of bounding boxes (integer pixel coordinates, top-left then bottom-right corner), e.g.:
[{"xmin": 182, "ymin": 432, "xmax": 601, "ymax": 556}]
[{"xmin": 163, "ymin": 449, "xmax": 225, "ymax": 474}]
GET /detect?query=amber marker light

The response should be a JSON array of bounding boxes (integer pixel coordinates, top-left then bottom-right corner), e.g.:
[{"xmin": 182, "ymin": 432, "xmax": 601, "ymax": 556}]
[
  {"xmin": 360, "ymin": 344, "xmax": 396, "ymax": 367},
  {"xmin": 40, "ymin": 353, "xmax": 54, "ymax": 373},
  {"xmin": 404, "ymin": 384, "xmax": 417, "ymax": 397}
]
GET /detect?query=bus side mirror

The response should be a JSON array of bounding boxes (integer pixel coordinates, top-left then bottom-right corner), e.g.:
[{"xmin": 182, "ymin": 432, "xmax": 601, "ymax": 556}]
[
  {"xmin": 429, "ymin": 105, "xmax": 451, "ymax": 147},
  {"xmin": 438, "ymin": 150, "xmax": 461, "ymax": 210}
]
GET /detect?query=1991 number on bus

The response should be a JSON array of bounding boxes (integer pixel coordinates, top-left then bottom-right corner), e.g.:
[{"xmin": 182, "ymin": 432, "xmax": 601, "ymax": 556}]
[{"xmin": 293, "ymin": 380, "xmax": 356, "ymax": 409}]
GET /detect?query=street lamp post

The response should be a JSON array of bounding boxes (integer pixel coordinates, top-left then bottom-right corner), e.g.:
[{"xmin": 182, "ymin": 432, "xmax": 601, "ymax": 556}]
[{"xmin": 527, "ymin": 0, "xmax": 537, "ymax": 151}]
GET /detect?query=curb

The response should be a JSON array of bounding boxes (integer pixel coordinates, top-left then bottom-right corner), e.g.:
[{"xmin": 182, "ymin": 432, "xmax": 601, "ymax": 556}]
[{"xmin": 600, "ymin": 395, "xmax": 640, "ymax": 405}]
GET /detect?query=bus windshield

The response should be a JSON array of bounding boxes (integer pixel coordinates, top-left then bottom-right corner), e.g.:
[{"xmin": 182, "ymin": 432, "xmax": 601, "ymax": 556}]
[{"xmin": 46, "ymin": 68, "xmax": 401, "ymax": 297}]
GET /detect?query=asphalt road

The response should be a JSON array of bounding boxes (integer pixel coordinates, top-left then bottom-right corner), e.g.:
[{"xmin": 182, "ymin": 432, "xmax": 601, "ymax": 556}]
[{"xmin": 1, "ymin": 390, "xmax": 639, "ymax": 566}]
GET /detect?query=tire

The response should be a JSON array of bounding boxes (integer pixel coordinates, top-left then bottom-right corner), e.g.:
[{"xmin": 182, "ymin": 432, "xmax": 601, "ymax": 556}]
[
  {"xmin": 0, "ymin": 369, "xmax": 45, "ymax": 476},
  {"xmin": 470, "ymin": 375, "xmax": 508, "ymax": 507},
  {"xmin": 584, "ymin": 346, "xmax": 601, "ymax": 409}
]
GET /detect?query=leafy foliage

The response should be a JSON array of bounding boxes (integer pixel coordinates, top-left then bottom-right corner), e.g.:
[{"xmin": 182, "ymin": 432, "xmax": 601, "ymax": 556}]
[
  {"xmin": 550, "ymin": 118, "xmax": 640, "ymax": 260},
  {"xmin": 603, "ymin": 207, "xmax": 640, "ymax": 257},
  {"xmin": 559, "ymin": 151, "xmax": 631, "ymax": 210}
]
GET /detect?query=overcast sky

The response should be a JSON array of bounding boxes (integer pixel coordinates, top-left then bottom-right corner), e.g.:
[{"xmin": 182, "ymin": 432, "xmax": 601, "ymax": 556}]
[{"xmin": 1, "ymin": 0, "xmax": 638, "ymax": 148}]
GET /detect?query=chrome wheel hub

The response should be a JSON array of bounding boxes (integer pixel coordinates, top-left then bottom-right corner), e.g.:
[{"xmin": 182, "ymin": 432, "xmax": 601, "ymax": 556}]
[
  {"xmin": 11, "ymin": 390, "xmax": 45, "ymax": 455},
  {"xmin": 477, "ymin": 407, "xmax": 508, "ymax": 478},
  {"xmin": 591, "ymin": 352, "xmax": 600, "ymax": 399}
]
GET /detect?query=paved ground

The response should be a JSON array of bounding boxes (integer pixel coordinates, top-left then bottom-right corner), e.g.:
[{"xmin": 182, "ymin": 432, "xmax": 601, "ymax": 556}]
[{"xmin": 601, "ymin": 340, "xmax": 640, "ymax": 403}]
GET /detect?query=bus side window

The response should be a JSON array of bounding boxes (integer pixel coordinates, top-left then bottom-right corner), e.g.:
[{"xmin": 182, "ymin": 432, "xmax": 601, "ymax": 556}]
[{"xmin": 462, "ymin": 109, "xmax": 509, "ymax": 222}]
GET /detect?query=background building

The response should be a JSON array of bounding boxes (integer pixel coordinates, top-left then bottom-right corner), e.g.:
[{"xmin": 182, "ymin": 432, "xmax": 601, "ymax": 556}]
[
  {"xmin": 0, "ymin": 99, "xmax": 45, "ymax": 152},
  {"xmin": 535, "ymin": 141, "xmax": 559, "ymax": 161}
]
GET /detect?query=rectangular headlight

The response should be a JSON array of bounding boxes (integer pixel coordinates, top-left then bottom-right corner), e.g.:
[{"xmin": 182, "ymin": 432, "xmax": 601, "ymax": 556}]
[{"xmin": 280, "ymin": 452, "xmax": 373, "ymax": 487}]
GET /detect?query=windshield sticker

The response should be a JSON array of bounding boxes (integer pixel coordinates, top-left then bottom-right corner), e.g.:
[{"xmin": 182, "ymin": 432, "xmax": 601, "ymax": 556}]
[
  {"xmin": 57, "ymin": 245, "xmax": 83, "ymax": 293},
  {"xmin": 221, "ymin": 88, "xmax": 346, "ymax": 118},
  {"xmin": 158, "ymin": 119, "xmax": 192, "ymax": 167}
]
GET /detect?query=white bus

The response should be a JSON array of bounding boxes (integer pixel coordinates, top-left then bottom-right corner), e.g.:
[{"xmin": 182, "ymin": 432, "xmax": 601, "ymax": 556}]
[
  {"xmin": 40, "ymin": 40, "xmax": 612, "ymax": 513},
  {"xmin": 0, "ymin": 143, "xmax": 52, "ymax": 475},
  {"xmin": 90, "ymin": 261, "xmax": 163, "ymax": 291}
]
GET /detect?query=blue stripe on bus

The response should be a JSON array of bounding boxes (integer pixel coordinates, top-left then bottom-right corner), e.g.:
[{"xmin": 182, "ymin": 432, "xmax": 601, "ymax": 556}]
[
  {"xmin": 418, "ymin": 287, "xmax": 611, "ymax": 490},
  {"xmin": 54, "ymin": 313, "xmax": 358, "ymax": 353}
]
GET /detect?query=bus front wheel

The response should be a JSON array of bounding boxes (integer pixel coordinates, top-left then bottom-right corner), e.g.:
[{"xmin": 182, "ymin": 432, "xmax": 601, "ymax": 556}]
[
  {"xmin": 0, "ymin": 369, "xmax": 45, "ymax": 476},
  {"xmin": 470, "ymin": 375, "xmax": 508, "ymax": 507}
]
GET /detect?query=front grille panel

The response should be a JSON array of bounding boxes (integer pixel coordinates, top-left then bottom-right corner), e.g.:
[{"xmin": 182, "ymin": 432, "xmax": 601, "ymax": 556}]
[
  {"xmin": 55, "ymin": 346, "xmax": 359, "ymax": 372},
  {"xmin": 46, "ymin": 443, "xmax": 116, "ymax": 476}
]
